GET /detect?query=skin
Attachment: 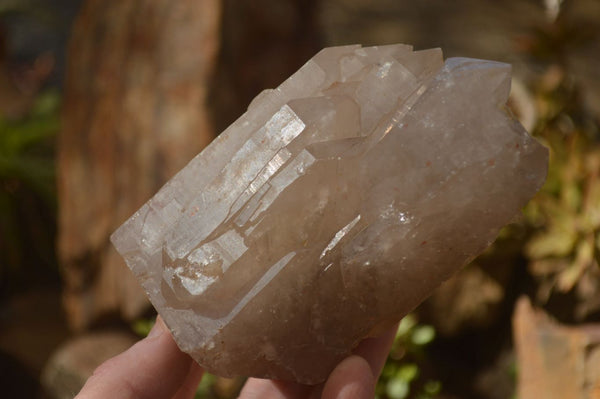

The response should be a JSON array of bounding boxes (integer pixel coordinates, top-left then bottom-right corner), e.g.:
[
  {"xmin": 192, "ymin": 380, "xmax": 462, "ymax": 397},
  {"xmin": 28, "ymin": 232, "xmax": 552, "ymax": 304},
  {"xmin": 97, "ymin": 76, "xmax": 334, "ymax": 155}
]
[{"xmin": 76, "ymin": 316, "xmax": 397, "ymax": 399}]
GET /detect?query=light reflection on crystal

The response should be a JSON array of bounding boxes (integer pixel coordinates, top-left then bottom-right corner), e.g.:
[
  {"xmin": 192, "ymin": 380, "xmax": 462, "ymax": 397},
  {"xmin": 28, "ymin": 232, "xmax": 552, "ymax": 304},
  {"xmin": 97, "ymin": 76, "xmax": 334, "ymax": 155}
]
[
  {"xmin": 111, "ymin": 44, "xmax": 548, "ymax": 384},
  {"xmin": 320, "ymin": 214, "xmax": 362, "ymax": 260}
]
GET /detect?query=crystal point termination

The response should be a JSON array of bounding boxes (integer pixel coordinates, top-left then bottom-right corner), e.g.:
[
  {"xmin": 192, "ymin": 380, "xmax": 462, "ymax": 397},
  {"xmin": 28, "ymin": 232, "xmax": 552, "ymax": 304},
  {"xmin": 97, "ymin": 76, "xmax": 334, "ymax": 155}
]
[{"xmin": 111, "ymin": 44, "xmax": 548, "ymax": 384}]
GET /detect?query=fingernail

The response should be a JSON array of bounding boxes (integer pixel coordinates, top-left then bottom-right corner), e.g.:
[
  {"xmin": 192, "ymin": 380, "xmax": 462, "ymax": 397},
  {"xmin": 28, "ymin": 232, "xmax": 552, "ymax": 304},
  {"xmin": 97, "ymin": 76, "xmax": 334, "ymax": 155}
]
[{"xmin": 148, "ymin": 316, "xmax": 167, "ymax": 338}]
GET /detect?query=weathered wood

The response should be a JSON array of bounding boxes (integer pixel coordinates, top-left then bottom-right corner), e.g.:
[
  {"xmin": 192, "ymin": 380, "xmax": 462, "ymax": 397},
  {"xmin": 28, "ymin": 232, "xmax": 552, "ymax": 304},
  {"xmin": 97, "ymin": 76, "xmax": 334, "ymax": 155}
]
[
  {"xmin": 513, "ymin": 297, "xmax": 600, "ymax": 399},
  {"xmin": 211, "ymin": 0, "xmax": 321, "ymax": 132},
  {"xmin": 58, "ymin": 0, "xmax": 221, "ymax": 330}
]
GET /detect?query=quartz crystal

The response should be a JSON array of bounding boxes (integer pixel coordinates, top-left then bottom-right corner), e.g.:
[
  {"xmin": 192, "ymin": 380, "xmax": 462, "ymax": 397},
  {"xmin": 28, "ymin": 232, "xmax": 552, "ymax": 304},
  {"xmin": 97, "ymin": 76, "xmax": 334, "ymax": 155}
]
[{"xmin": 111, "ymin": 44, "xmax": 548, "ymax": 384}]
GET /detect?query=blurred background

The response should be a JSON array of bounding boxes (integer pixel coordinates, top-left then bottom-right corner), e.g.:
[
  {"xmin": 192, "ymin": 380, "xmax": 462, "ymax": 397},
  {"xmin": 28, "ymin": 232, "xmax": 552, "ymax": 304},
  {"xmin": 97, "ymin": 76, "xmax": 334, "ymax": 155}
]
[{"xmin": 0, "ymin": 0, "xmax": 599, "ymax": 398}]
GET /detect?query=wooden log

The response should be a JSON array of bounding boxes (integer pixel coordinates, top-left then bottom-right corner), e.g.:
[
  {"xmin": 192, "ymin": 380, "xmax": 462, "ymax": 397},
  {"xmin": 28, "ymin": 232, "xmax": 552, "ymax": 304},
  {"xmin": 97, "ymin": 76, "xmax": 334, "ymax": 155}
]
[
  {"xmin": 513, "ymin": 297, "xmax": 600, "ymax": 399},
  {"xmin": 58, "ymin": 0, "xmax": 221, "ymax": 330}
]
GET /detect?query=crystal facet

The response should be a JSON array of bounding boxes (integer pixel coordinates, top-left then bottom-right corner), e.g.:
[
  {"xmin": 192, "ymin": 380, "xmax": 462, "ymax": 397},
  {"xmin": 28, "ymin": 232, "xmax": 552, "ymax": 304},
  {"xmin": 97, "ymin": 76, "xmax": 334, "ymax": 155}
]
[{"xmin": 111, "ymin": 44, "xmax": 548, "ymax": 383}]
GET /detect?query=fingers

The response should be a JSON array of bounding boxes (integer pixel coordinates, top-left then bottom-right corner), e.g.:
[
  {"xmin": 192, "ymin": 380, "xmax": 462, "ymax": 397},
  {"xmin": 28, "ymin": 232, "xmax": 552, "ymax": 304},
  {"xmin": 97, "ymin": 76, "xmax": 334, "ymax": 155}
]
[
  {"xmin": 172, "ymin": 361, "xmax": 205, "ymax": 399},
  {"xmin": 320, "ymin": 326, "xmax": 397, "ymax": 399},
  {"xmin": 353, "ymin": 324, "xmax": 398, "ymax": 377},
  {"xmin": 239, "ymin": 325, "xmax": 397, "ymax": 399},
  {"xmin": 76, "ymin": 316, "xmax": 204, "ymax": 399},
  {"xmin": 238, "ymin": 378, "xmax": 312, "ymax": 399},
  {"xmin": 321, "ymin": 355, "xmax": 374, "ymax": 399},
  {"xmin": 74, "ymin": 316, "xmax": 396, "ymax": 399}
]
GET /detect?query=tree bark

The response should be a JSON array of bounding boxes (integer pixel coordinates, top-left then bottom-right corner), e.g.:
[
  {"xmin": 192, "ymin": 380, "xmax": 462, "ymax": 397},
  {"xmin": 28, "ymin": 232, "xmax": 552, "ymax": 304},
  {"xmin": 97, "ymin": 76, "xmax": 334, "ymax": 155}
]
[
  {"xmin": 211, "ymin": 0, "xmax": 322, "ymax": 131},
  {"xmin": 58, "ymin": 0, "xmax": 221, "ymax": 330}
]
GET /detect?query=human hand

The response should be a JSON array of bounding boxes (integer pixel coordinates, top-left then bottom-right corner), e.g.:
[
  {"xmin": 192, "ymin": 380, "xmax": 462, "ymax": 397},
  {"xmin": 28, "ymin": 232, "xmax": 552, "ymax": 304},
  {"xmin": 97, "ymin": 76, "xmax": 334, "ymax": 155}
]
[{"xmin": 75, "ymin": 316, "xmax": 397, "ymax": 399}]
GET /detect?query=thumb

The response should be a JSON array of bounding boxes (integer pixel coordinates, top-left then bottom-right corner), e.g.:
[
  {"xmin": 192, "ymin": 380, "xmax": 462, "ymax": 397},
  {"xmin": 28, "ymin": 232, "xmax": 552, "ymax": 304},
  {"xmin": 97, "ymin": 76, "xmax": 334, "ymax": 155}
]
[{"xmin": 76, "ymin": 316, "xmax": 203, "ymax": 399}]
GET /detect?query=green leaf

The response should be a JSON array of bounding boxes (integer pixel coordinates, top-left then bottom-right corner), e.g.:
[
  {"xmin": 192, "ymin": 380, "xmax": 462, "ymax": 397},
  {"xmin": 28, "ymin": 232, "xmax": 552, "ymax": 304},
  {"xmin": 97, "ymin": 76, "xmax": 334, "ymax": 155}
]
[
  {"xmin": 561, "ymin": 180, "xmax": 581, "ymax": 213},
  {"xmin": 397, "ymin": 364, "xmax": 419, "ymax": 382},
  {"xmin": 411, "ymin": 325, "xmax": 435, "ymax": 346},
  {"xmin": 557, "ymin": 235, "xmax": 594, "ymax": 291},
  {"xmin": 397, "ymin": 314, "xmax": 417, "ymax": 337},
  {"xmin": 0, "ymin": 114, "xmax": 59, "ymax": 157},
  {"xmin": 31, "ymin": 89, "xmax": 61, "ymax": 117},
  {"xmin": 525, "ymin": 224, "xmax": 577, "ymax": 259},
  {"xmin": 423, "ymin": 380, "xmax": 442, "ymax": 395},
  {"xmin": 386, "ymin": 378, "xmax": 409, "ymax": 399},
  {"xmin": 582, "ymin": 178, "xmax": 600, "ymax": 230},
  {"xmin": 195, "ymin": 373, "xmax": 217, "ymax": 398},
  {"xmin": 131, "ymin": 318, "xmax": 155, "ymax": 337}
]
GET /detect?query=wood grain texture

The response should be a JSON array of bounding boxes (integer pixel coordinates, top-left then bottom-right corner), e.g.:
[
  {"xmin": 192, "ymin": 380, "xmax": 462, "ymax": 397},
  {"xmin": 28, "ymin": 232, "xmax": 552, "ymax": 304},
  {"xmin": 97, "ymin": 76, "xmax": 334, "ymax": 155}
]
[{"xmin": 58, "ymin": 0, "xmax": 221, "ymax": 330}]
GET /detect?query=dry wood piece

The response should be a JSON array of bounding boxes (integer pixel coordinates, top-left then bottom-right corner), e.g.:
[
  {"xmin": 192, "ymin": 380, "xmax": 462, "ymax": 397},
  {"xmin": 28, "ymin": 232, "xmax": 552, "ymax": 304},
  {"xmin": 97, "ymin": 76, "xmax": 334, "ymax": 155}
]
[
  {"xmin": 513, "ymin": 297, "xmax": 600, "ymax": 399},
  {"xmin": 58, "ymin": 0, "xmax": 221, "ymax": 330}
]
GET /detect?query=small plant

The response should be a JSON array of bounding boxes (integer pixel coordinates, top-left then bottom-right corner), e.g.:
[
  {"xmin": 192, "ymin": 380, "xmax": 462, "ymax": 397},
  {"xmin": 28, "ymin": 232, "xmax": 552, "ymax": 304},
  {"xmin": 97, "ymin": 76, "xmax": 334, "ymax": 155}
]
[
  {"xmin": 522, "ymin": 61, "xmax": 600, "ymax": 319},
  {"xmin": 376, "ymin": 314, "xmax": 441, "ymax": 399},
  {"xmin": 0, "ymin": 89, "xmax": 60, "ymax": 286}
]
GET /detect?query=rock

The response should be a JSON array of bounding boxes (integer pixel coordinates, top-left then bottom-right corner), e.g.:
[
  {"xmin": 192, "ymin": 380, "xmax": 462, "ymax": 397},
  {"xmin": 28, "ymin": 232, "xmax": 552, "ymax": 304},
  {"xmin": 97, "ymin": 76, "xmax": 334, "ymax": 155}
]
[
  {"xmin": 41, "ymin": 331, "xmax": 138, "ymax": 399},
  {"xmin": 513, "ymin": 297, "xmax": 600, "ymax": 399},
  {"xmin": 111, "ymin": 44, "xmax": 548, "ymax": 383}
]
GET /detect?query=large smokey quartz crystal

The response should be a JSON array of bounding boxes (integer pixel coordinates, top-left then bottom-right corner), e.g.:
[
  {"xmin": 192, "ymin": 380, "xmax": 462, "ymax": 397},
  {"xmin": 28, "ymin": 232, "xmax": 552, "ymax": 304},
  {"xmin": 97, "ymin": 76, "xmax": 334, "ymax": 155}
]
[{"xmin": 111, "ymin": 44, "xmax": 548, "ymax": 384}]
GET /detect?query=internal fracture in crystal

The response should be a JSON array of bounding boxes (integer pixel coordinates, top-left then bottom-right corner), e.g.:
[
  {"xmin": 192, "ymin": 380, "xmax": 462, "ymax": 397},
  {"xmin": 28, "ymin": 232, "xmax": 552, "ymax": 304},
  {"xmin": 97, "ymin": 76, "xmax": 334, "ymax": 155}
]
[{"xmin": 111, "ymin": 44, "xmax": 548, "ymax": 384}]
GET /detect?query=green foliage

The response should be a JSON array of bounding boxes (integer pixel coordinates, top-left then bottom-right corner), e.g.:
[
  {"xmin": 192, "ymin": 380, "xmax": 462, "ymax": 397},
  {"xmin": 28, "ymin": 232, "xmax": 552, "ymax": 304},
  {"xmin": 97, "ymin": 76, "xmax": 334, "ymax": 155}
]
[
  {"xmin": 131, "ymin": 317, "xmax": 155, "ymax": 337},
  {"xmin": 521, "ymin": 61, "xmax": 600, "ymax": 318},
  {"xmin": 195, "ymin": 373, "xmax": 217, "ymax": 399},
  {"xmin": 0, "ymin": 90, "xmax": 60, "ymax": 200},
  {"xmin": 0, "ymin": 89, "xmax": 60, "ymax": 278},
  {"xmin": 376, "ymin": 315, "xmax": 440, "ymax": 399}
]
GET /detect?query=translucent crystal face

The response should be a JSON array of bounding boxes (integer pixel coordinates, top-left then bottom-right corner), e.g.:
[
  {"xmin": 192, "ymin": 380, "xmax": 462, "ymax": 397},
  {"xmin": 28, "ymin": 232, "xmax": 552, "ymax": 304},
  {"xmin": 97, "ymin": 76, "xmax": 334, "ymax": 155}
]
[{"xmin": 111, "ymin": 44, "xmax": 548, "ymax": 383}]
